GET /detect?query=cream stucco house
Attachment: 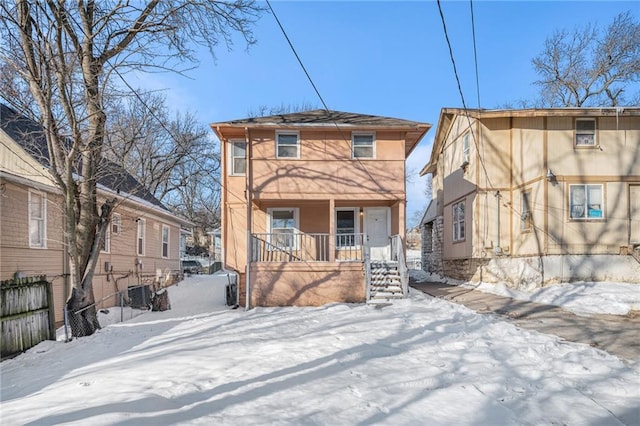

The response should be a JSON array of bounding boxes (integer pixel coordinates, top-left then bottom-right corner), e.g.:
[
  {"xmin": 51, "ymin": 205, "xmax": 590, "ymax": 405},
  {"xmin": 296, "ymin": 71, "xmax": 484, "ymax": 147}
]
[
  {"xmin": 420, "ymin": 107, "xmax": 640, "ymax": 287},
  {"xmin": 212, "ymin": 109, "xmax": 431, "ymax": 307}
]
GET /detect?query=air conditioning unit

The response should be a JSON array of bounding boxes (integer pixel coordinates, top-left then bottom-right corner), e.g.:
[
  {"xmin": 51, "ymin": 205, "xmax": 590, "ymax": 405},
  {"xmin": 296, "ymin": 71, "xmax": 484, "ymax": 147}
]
[{"xmin": 128, "ymin": 285, "xmax": 152, "ymax": 309}]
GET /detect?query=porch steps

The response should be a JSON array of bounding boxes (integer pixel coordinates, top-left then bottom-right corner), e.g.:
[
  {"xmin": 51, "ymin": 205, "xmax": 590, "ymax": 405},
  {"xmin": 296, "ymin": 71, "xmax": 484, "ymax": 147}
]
[{"xmin": 368, "ymin": 261, "xmax": 404, "ymax": 302}]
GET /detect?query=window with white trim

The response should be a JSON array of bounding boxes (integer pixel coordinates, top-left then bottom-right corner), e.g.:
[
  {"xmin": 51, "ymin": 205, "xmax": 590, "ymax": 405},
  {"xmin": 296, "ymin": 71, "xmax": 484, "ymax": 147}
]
[
  {"xmin": 111, "ymin": 214, "xmax": 121, "ymax": 234},
  {"xmin": 162, "ymin": 225, "xmax": 170, "ymax": 258},
  {"xmin": 336, "ymin": 208, "xmax": 359, "ymax": 247},
  {"xmin": 521, "ymin": 191, "xmax": 532, "ymax": 231},
  {"xmin": 268, "ymin": 208, "xmax": 298, "ymax": 249},
  {"xmin": 101, "ymin": 225, "xmax": 111, "ymax": 253},
  {"xmin": 570, "ymin": 184, "xmax": 604, "ymax": 219},
  {"xmin": 137, "ymin": 219, "xmax": 146, "ymax": 256},
  {"xmin": 230, "ymin": 141, "xmax": 246, "ymax": 175},
  {"xmin": 28, "ymin": 190, "xmax": 46, "ymax": 248},
  {"xmin": 463, "ymin": 132, "xmax": 470, "ymax": 162},
  {"xmin": 276, "ymin": 132, "xmax": 299, "ymax": 158},
  {"xmin": 452, "ymin": 200, "xmax": 465, "ymax": 242},
  {"xmin": 352, "ymin": 133, "xmax": 375, "ymax": 159},
  {"xmin": 575, "ymin": 118, "xmax": 596, "ymax": 146}
]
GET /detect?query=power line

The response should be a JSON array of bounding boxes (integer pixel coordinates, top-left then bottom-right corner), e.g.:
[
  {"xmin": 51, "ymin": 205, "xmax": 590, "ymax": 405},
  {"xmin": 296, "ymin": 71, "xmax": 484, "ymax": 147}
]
[
  {"xmin": 436, "ymin": 0, "xmax": 493, "ymax": 189},
  {"xmin": 470, "ymin": 0, "xmax": 481, "ymax": 109},
  {"xmin": 265, "ymin": 0, "xmax": 331, "ymax": 113}
]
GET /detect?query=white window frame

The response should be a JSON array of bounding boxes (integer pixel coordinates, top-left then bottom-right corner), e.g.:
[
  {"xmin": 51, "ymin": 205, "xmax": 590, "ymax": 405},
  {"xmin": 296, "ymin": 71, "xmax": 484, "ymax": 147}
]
[
  {"xmin": 111, "ymin": 213, "xmax": 122, "ymax": 235},
  {"xmin": 101, "ymin": 224, "xmax": 111, "ymax": 253},
  {"xmin": 569, "ymin": 184, "xmax": 605, "ymax": 220},
  {"xmin": 137, "ymin": 218, "xmax": 146, "ymax": 256},
  {"xmin": 229, "ymin": 140, "xmax": 247, "ymax": 176},
  {"xmin": 335, "ymin": 207, "xmax": 360, "ymax": 248},
  {"xmin": 575, "ymin": 118, "xmax": 597, "ymax": 147},
  {"xmin": 463, "ymin": 132, "xmax": 470, "ymax": 162},
  {"xmin": 352, "ymin": 132, "xmax": 375, "ymax": 159},
  {"xmin": 452, "ymin": 200, "xmax": 465, "ymax": 242},
  {"xmin": 28, "ymin": 190, "xmax": 46, "ymax": 249},
  {"xmin": 161, "ymin": 225, "xmax": 170, "ymax": 258},
  {"xmin": 267, "ymin": 207, "xmax": 299, "ymax": 250},
  {"xmin": 276, "ymin": 131, "xmax": 300, "ymax": 159}
]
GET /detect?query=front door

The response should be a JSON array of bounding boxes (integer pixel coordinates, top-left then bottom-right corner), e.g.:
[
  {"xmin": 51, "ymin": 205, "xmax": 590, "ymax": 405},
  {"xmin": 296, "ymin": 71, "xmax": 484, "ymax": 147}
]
[
  {"xmin": 630, "ymin": 185, "xmax": 640, "ymax": 244},
  {"xmin": 365, "ymin": 207, "xmax": 390, "ymax": 261}
]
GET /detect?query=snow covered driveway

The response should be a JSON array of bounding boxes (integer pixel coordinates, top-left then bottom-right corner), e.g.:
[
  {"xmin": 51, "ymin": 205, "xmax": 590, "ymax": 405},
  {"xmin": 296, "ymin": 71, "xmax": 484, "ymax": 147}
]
[{"xmin": 2, "ymin": 275, "xmax": 639, "ymax": 425}]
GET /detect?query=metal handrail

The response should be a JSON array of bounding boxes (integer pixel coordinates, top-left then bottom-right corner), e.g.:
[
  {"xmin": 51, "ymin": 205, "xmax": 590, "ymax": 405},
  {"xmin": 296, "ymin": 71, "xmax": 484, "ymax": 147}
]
[{"xmin": 390, "ymin": 234, "xmax": 409, "ymax": 297}]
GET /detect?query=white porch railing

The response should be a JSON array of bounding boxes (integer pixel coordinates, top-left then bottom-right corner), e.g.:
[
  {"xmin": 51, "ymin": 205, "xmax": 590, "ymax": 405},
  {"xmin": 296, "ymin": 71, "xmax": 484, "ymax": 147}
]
[
  {"xmin": 251, "ymin": 233, "xmax": 365, "ymax": 262},
  {"xmin": 390, "ymin": 234, "xmax": 409, "ymax": 297}
]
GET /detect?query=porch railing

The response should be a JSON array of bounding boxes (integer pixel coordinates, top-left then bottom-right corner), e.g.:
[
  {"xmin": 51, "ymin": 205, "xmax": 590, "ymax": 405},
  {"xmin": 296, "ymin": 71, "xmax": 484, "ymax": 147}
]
[
  {"xmin": 251, "ymin": 233, "xmax": 365, "ymax": 262},
  {"xmin": 390, "ymin": 234, "xmax": 409, "ymax": 297}
]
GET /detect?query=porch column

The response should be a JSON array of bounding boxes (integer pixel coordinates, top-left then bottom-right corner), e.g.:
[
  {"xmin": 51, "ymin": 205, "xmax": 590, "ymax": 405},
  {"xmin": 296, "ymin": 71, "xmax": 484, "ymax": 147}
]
[{"xmin": 329, "ymin": 198, "xmax": 335, "ymax": 262}]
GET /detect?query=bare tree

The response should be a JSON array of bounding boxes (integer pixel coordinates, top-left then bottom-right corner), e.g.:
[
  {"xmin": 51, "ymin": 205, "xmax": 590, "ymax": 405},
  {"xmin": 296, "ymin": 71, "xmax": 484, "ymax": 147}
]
[
  {"xmin": 532, "ymin": 11, "xmax": 640, "ymax": 107},
  {"xmin": 247, "ymin": 101, "xmax": 320, "ymax": 118},
  {"xmin": 0, "ymin": 1, "xmax": 262, "ymax": 336},
  {"xmin": 106, "ymin": 93, "xmax": 222, "ymax": 247}
]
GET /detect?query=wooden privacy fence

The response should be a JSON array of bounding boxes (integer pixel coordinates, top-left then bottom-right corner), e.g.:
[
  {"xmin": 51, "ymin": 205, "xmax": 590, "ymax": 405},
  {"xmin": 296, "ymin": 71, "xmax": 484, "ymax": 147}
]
[{"xmin": 1, "ymin": 276, "xmax": 56, "ymax": 359}]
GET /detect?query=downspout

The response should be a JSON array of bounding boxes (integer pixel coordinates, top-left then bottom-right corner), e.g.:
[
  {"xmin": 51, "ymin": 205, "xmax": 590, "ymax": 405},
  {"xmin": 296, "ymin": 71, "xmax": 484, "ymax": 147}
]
[
  {"xmin": 494, "ymin": 191, "xmax": 502, "ymax": 255},
  {"xmin": 245, "ymin": 127, "xmax": 252, "ymax": 310}
]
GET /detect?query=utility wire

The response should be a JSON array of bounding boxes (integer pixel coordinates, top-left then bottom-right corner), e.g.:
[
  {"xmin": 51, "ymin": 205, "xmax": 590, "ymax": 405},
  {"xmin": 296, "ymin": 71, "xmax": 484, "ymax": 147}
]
[
  {"xmin": 436, "ymin": 0, "xmax": 493, "ymax": 189},
  {"xmin": 470, "ymin": 0, "xmax": 481, "ymax": 109},
  {"xmin": 265, "ymin": 0, "xmax": 331, "ymax": 113}
]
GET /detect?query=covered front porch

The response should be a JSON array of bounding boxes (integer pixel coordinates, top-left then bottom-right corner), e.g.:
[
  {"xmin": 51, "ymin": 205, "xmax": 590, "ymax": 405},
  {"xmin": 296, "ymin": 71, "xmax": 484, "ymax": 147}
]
[{"xmin": 247, "ymin": 199, "xmax": 408, "ymax": 306}]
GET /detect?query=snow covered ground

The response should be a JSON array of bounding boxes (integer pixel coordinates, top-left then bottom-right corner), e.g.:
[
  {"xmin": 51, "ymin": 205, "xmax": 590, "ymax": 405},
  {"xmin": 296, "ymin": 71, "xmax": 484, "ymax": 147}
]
[
  {"xmin": 2, "ymin": 273, "xmax": 639, "ymax": 425},
  {"xmin": 410, "ymin": 269, "xmax": 640, "ymax": 317}
]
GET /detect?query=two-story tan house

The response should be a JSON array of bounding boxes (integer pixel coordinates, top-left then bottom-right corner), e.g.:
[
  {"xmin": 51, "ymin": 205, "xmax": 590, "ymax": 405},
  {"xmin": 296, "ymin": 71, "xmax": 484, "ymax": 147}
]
[
  {"xmin": 212, "ymin": 110, "xmax": 430, "ymax": 307},
  {"xmin": 420, "ymin": 107, "xmax": 640, "ymax": 288},
  {"xmin": 0, "ymin": 103, "xmax": 188, "ymax": 323}
]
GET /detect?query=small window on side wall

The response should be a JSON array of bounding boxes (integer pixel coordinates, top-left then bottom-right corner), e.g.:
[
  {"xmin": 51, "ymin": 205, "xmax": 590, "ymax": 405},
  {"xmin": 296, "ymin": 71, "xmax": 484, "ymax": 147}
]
[
  {"xmin": 575, "ymin": 119, "xmax": 596, "ymax": 147},
  {"xmin": 352, "ymin": 133, "xmax": 375, "ymax": 159},
  {"xmin": 230, "ymin": 141, "xmax": 246, "ymax": 175}
]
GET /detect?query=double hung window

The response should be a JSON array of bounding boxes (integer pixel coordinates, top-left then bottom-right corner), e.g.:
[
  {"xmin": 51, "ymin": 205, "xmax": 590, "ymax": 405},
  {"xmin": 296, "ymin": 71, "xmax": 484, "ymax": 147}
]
[
  {"xmin": 137, "ymin": 219, "xmax": 146, "ymax": 256},
  {"xmin": 29, "ymin": 191, "xmax": 46, "ymax": 248},
  {"xmin": 452, "ymin": 200, "xmax": 465, "ymax": 242},
  {"xmin": 269, "ymin": 208, "xmax": 298, "ymax": 249},
  {"xmin": 352, "ymin": 133, "xmax": 375, "ymax": 159},
  {"xmin": 276, "ymin": 132, "xmax": 299, "ymax": 158},
  {"xmin": 230, "ymin": 141, "xmax": 246, "ymax": 175},
  {"xmin": 162, "ymin": 225, "xmax": 170, "ymax": 258}
]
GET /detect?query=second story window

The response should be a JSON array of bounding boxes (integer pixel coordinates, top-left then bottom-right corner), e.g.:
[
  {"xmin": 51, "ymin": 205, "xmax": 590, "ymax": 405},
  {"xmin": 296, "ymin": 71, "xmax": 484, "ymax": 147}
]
[
  {"xmin": 230, "ymin": 141, "xmax": 246, "ymax": 175},
  {"xmin": 112, "ymin": 213, "xmax": 121, "ymax": 234},
  {"xmin": 276, "ymin": 131, "xmax": 299, "ymax": 158},
  {"xmin": 352, "ymin": 133, "xmax": 375, "ymax": 159},
  {"xmin": 575, "ymin": 118, "xmax": 596, "ymax": 147},
  {"xmin": 463, "ymin": 132, "xmax": 470, "ymax": 162},
  {"xmin": 101, "ymin": 225, "xmax": 111, "ymax": 253}
]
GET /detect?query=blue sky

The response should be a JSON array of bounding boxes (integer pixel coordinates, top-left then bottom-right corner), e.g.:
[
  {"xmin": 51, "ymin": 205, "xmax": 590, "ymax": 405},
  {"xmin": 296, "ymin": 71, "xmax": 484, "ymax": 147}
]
[{"xmin": 131, "ymin": 1, "xmax": 639, "ymax": 226}]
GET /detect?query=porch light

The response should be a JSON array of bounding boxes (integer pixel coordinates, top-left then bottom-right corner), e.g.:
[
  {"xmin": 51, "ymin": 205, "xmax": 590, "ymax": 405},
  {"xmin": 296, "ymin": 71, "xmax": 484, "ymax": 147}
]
[
  {"xmin": 359, "ymin": 208, "xmax": 363, "ymax": 217},
  {"xmin": 546, "ymin": 169, "xmax": 555, "ymax": 181}
]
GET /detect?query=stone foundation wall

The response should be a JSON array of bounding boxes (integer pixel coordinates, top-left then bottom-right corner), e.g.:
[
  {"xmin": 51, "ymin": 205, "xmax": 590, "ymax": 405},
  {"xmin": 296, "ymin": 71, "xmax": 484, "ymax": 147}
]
[{"xmin": 422, "ymin": 216, "xmax": 444, "ymax": 275}]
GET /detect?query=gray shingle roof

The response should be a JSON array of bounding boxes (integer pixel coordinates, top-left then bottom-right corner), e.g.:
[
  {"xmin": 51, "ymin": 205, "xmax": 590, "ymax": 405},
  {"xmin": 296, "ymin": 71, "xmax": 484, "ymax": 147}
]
[
  {"xmin": 0, "ymin": 103, "xmax": 166, "ymax": 210},
  {"xmin": 215, "ymin": 109, "xmax": 429, "ymax": 128}
]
